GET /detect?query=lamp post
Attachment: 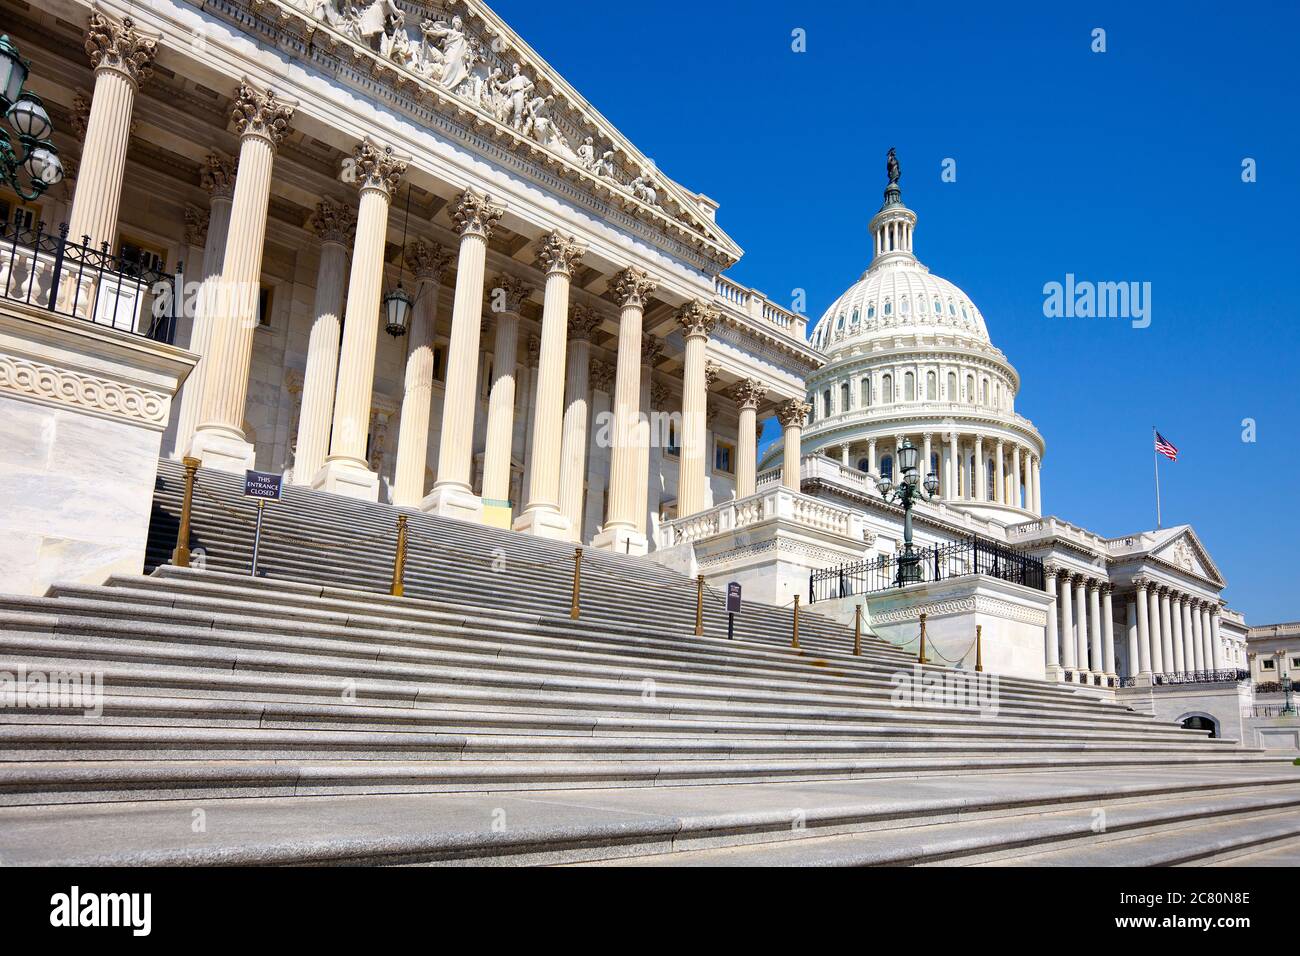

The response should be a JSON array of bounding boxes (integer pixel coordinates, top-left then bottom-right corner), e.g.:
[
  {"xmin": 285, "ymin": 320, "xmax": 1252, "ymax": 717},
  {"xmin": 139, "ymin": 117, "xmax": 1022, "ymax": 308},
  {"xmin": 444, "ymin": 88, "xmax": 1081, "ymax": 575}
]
[
  {"xmin": 1277, "ymin": 651, "xmax": 1296, "ymax": 717},
  {"xmin": 0, "ymin": 35, "xmax": 63, "ymax": 202},
  {"xmin": 872, "ymin": 437, "xmax": 939, "ymax": 585}
]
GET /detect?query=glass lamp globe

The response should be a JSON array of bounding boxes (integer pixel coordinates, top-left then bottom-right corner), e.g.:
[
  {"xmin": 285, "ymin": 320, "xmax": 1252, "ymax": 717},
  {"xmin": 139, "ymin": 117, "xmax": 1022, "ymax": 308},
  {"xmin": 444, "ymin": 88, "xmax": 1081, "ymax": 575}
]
[
  {"xmin": 0, "ymin": 36, "xmax": 27, "ymax": 106},
  {"xmin": 8, "ymin": 92, "xmax": 51, "ymax": 139},
  {"xmin": 382, "ymin": 284, "xmax": 413, "ymax": 336},
  {"xmin": 924, "ymin": 472, "xmax": 940, "ymax": 497},
  {"xmin": 876, "ymin": 474, "xmax": 893, "ymax": 498},
  {"xmin": 24, "ymin": 146, "xmax": 61, "ymax": 185},
  {"xmin": 897, "ymin": 438, "xmax": 919, "ymax": 475}
]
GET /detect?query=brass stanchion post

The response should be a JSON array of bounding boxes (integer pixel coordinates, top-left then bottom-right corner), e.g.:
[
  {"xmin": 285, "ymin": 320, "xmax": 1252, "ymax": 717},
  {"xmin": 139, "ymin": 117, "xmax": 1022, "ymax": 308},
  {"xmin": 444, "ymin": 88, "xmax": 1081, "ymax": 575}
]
[
  {"xmin": 571, "ymin": 546, "xmax": 583, "ymax": 620},
  {"xmin": 975, "ymin": 623, "xmax": 984, "ymax": 673},
  {"xmin": 172, "ymin": 456, "xmax": 200, "ymax": 567},
  {"xmin": 918, "ymin": 612, "xmax": 929, "ymax": 664},
  {"xmin": 854, "ymin": 604, "xmax": 862, "ymax": 656},
  {"xmin": 694, "ymin": 574, "xmax": 705, "ymax": 636},
  {"xmin": 390, "ymin": 514, "xmax": 408, "ymax": 597},
  {"xmin": 792, "ymin": 594, "xmax": 800, "ymax": 649}
]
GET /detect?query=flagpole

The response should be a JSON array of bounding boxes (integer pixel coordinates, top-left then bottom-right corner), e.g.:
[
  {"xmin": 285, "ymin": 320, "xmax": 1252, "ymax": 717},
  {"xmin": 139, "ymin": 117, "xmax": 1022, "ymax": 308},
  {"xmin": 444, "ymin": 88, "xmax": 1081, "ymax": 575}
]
[{"xmin": 1152, "ymin": 425, "xmax": 1162, "ymax": 529}]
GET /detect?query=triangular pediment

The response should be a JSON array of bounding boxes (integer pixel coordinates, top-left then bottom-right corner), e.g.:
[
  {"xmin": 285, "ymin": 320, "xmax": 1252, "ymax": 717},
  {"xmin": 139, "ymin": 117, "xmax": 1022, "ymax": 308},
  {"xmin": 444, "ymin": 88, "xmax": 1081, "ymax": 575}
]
[
  {"xmin": 276, "ymin": 0, "xmax": 741, "ymax": 264},
  {"xmin": 1149, "ymin": 526, "xmax": 1224, "ymax": 586}
]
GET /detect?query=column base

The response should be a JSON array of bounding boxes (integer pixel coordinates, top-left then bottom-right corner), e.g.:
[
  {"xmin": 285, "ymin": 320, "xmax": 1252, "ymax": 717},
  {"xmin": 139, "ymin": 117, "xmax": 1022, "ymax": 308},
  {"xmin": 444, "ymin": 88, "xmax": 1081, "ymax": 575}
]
[
  {"xmin": 1044, "ymin": 664, "xmax": 1065, "ymax": 683},
  {"xmin": 1132, "ymin": 672, "xmax": 1154, "ymax": 687},
  {"xmin": 312, "ymin": 456, "xmax": 380, "ymax": 502},
  {"xmin": 188, "ymin": 426, "xmax": 255, "ymax": 475},
  {"xmin": 511, "ymin": 504, "xmax": 572, "ymax": 541},
  {"xmin": 421, "ymin": 483, "xmax": 484, "ymax": 524},
  {"xmin": 591, "ymin": 524, "xmax": 648, "ymax": 557}
]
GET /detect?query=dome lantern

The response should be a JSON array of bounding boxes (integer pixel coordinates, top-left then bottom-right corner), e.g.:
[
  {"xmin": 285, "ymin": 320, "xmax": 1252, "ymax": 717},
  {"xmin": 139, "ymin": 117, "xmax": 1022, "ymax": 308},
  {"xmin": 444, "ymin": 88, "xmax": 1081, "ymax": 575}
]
[{"xmin": 868, "ymin": 147, "xmax": 916, "ymax": 263}]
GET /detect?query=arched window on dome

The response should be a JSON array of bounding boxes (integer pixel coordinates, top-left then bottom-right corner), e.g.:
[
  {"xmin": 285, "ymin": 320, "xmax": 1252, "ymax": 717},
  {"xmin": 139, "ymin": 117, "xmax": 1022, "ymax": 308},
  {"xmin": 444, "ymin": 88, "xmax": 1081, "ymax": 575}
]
[
  {"xmin": 840, "ymin": 382, "xmax": 850, "ymax": 413},
  {"xmin": 926, "ymin": 371, "xmax": 937, "ymax": 401},
  {"xmin": 961, "ymin": 303, "xmax": 970, "ymax": 322},
  {"xmin": 904, "ymin": 372, "xmax": 915, "ymax": 401},
  {"xmin": 823, "ymin": 389, "xmax": 832, "ymax": 418},
  {"xmin": 851, "ymin": 308, "xmax": 859, "ymax": 326},
  {"xmin": 946, "ymin": 371, "xmax": 956, "ymax": 401},
  {"xmin": 860, "ymin": 377, "xmax": 872, "ymax": 407},
  {"xmin": 980, "ymin": 379, "xmax": 989, "ymax": 405},
  {"xmin": 901, "ymin": 296, "xmax": 910, "ymax": 315},
  {"xmin": 986, "ymin": 459, "xmax": 996, "ymax": 501},
  {"xmin": 835, "ymin": 314, "xmax": 845, "ymax": 333},
  {"xmin": 965, "ymin": 374, "xmax": 975, "ymax": 404},
  {"xmin": 933, "ymin": 297, "xmax": 942, "ymax": 315},
  {"xmin": 882, "ymin": 374, "xmax": 894, "ymax": 403},
  {"xmin": 867, "ymin": 303, "xmax": 876, "ymax": 320},
  {"xmin": 967, "ymin": 454, "xmax": 976, "ymax": 496},
  {"xmin": 931, "ymin": 452, "xmax": 940, "ymax": 478},
  {"xmin": 881, "ymin": 455, "xmax": 894, "ymax": 480},
  {"xmin": 857, "ymin": 457, "xmax": 870, "ymax": 473},
  {"xmin": 948, "ymin": 299, "xmax": 956, "ymax": 316},
  {"xmin": 884, "ymin": 298, "xmax": 892, "ymax": 317}
]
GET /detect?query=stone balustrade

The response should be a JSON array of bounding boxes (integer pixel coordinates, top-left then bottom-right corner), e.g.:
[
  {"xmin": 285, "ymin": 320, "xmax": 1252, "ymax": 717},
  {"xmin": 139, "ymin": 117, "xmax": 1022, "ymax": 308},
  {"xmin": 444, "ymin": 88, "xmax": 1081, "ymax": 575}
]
[{"xmin": 658, "ymin": 485, "xmax": 864, "ymax": 548}]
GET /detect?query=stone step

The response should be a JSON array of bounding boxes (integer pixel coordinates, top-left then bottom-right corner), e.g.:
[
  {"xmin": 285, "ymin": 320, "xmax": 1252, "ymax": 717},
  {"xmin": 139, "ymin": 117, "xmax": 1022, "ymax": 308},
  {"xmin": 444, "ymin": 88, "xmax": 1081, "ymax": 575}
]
[
  {"xmin": 581, "ymin": 785, "xmax": 1300, "ymax": 867},
  {"xmin": 0, "ymin": 767, "xmax": 1294, "ymax": 865}
]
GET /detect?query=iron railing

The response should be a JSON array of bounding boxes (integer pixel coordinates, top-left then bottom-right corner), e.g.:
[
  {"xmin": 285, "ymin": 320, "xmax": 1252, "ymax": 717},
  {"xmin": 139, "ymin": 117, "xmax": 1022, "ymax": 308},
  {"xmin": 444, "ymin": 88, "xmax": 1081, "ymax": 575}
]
[
  {"xmin": 808, "ymin": 535, "xmax": 1045, "ymax": 603},
  {"xmin": 0, "ymin": 218, "xmax": 179, "ymax": 343},
  {"xmin": 1118, "ymin": 669, "xmax": 1250, "ymax": 688}
]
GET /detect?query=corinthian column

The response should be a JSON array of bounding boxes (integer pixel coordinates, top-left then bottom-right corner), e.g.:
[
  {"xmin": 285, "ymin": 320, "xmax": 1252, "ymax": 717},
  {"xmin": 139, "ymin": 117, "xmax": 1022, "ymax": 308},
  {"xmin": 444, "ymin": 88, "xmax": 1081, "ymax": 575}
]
[
  {"xmin": 556, "ymin": 305, "xmax": 601, "ymax": 538},
  {"xmin": 1101, "ymin": 584, "xmax": 1117, "ymax": 680},
  {"xmin": 66, "ymin": 11, "xmax": 157, "ymax": 251},
  {"xmin": 514, "ymin": 232, "xmax": 587, "ymax": 539},
  {"xmin": 314, "ymin": 140, "xmax": 407, "ymax": 499},
  {"xmin": 391, "ymin": 239, "xmax": 453, "ymax": 506},
  {"xmin": 994, "ymin": 440, "xmax": 1005, "ymax": 505},
  {"xmin": 732, "ymin": 379, "xmax": 765, "ymax": 498},
  {"xmin": 291, "ymin": 198, "xmax": 355, "ymax": 486},
  {"xmin": 1043, "ymin": 566, "xmax": 1062, "ymax": 680},
  {"xmin": 1135, "ymin": 578, "xmax": 1153, "ymax": 679},
  {"xmin": 1210, "ymin": 606, "xmax": 1224, "ymax": 670},
  {"xmin": 189, "ymin": 83, "xmax": 295, "ymax": 472},
  {"xmin": 171, "ymin": 154, "xmax": 235, "ymax": 459},
  {"xmin": 1088, "ymin": 580, "xmax": 1103, "ymax": 679},
  {"xmin": 480, "ymin": 275, "xmax": 531, "ymax": 525},
  {"xmin": 676, "ymin": 300, "xmax": 718, "ymax": 517},
  {"xmin": 423, "ymin": 188, "xmax": 505, "ymax": 520},
  {"xmin": 1059, "ymin": 574, "xmax": 1076, "ymax": 673},
  {"xmin": 777, "ymin": 399, "xmax": 809, "ymax": 493},
  {"xmin": 592, "ymin": 267, "xmax": 657, "ymax": 555},
  {"xmin": 634, "ymin": 333, "xmax": 663, "ymax": 536}
]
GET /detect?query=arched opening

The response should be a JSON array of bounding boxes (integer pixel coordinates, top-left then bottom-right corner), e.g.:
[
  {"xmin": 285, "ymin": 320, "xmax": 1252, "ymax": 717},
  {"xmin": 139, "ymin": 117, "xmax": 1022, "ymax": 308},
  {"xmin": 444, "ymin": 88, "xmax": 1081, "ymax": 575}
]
[
  {"xmin": 926, "ymin": 371, "xmax": 937, "ymax": 400},
  {"xmin": 1178, "ymin": 713, "xmax": 1219, "ymax": 738},
  {"xmin": 882, "ymin": 374, "xmax": 894, "ymax": 403},
  {"xmin": 904, "ymin": 371, "xmax": 915, "ymax": 401},
  {"xmin": 840, "ymin": 382, "xmax": 850, "ymax": 412},
  {"xmin": 860, "ymin": 377, "xmax": 871, "ymax": 407},
  {"xmin": 881, "ymin": 455, "xmax": 894, "ymax": 480}
]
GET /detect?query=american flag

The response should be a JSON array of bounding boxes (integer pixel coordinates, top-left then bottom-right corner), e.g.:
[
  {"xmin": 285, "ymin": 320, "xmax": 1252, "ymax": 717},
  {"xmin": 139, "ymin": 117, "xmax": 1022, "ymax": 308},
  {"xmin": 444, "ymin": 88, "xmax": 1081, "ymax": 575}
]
[{"xmin": 1154, "ymin": 431, "xmax": 1179, "ymax": 462}]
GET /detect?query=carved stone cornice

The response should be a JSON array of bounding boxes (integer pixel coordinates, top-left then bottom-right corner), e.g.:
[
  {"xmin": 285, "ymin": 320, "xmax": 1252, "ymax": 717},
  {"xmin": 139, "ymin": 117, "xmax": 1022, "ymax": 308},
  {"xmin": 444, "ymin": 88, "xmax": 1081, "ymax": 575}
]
[
  {"xmin": 640, "ymin": 332, "xmax": 663, "ymax": 368},
  {"xmin": 350, "ymin": 139, "xmax": 407, "ymax": 197},
  {"xmin": 230, "ymin": 82, "xmax": 296, "ymax": 148},
  {"xmin": 676, "ymin": 300, "xmax": 719, "ymax": 339},
  {"xmin": 567, "ymin": 304, "xmax": 601, "ymax": 341},
  {"xmin": 589, "ymin": 359, "xmax": 615, "ymax": 393},
  {"xmin": 404, "ymin": 239, "xmax": 454, "ymax": 282},
  {"xmin": 610, "ymin": 267, "xmax": 657, "ymax": 309},
  {"xmin": 0, "ymin": 352, "xmax": 168, "ymax": 429},
  {"xmin": 84, "ymin": 9, "xmax": 157, "ymax": 86},
  {"xmin": 488, "ymin": 274, "xmax": 532, "ymax": 313},
  {"xmin": 306, "ymin": 197, "xmax": 357, "ymax": 245},
  {"xmin": 183, "ymin": 205, "xmax": 209, "ymax": 247},
  {"xmin": 777, "ymin": 398, "xmax": 810, "ymax": 429},
  {"xmin": 732, "ymin": 377, "xmax": 766, "ymax": 411},
  {"xmin": 200, "ymin": 153, "xmax": 237, "ymax": 200},
  {"xmin": 452, "ymin": 188, "xmax": 506, "ymax": 240},
  {"xmin": 536, "ymin": 231, "xmax": 587, "ymax": 277}
]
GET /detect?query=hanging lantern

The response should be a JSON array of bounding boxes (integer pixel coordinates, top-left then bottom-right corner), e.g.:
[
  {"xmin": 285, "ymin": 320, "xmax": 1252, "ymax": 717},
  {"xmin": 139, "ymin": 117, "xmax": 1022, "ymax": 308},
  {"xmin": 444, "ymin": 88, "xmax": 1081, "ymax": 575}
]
[
  {"xmin": 382, "ymin": 283, "xmax": 413, "ymax": 336},
  {"xmin": 0, "ymin": 36, "xmax": 28, "ymax": 108}
]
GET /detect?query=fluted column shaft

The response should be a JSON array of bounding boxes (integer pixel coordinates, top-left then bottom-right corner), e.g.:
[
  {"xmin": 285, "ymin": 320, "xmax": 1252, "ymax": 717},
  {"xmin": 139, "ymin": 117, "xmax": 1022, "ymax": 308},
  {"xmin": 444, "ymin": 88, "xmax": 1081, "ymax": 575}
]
[
  {"xmin": 1044, "ymin": 571, "xmax": 1061, "ymax": 676},
  {"xmin": 1201, "ymin": 605, "xmax": 1215, "ymax": 670},
  {"xmin": 1102, "ymin": 586, "xmax": 1116, "ymax": 677},
  {"xmin": 481, "ymin": 282, "xmax": 527, "ymax": 507},
  {"xmin": 974, "ymin": 436, "xmax": 985, "ymax": 500},
  {"xmin": 1191, "ymin": 603, "xmax": 1205, "ymax": 671},
  {"xmin": 678, "ymin": 325, "xmax": 711, "ymax": 517},
  {"xmin": 1170, "ymin": 594, "xmax": 1186, "ymax": 673},
  {"xmin": 1012, "ymin": 446, "xmax": 1023, "ymax": 509},
  {"xmin": 292, "ymin": 235, "xmax": 350, "ymax": 485},
  {"xmin": 172, "ymin": 181, "xmax": 233, "ymax": 458},
  {"xmin": 1032, "ymin": 458, "xmax": 1042, "ymax": 514},
  {"xmin": 1159, "ymin": 591, "xmax": 1175, "ymax": 675},
  {"xmin": 1210, "ymin": 609, "xmax": 1224, "ymax": 670},
  {"xmin": 1074, "ymin": 578, "xmax": 1089, "ymax": 672},
  {"xmin": 995, "ymin": 441, "xmax": 1005, "ymax": 505},
  {"xmin": 735, "ymin": 381, "xmax": 764, "ymax": 498},
  {"xmin": 1126, "ymin": 599, "xmax": 1139, "ymax": 679},
  {"xmin": 1136, "ymin": 584, "xmax": 1152, "ymax": 677},
  {"xmin": 557, "ymin": 331, "xmax": 594, "ymax": 537},
  {"xmin": 391, "ymin": 260, "xmax": 447, "ymax": 506},
  {"xmin": 1149, "ymin": 588, "xmax": 1165, "ymax": 674},
  {"xmin": 633, "ymin": 341, "xmax": 658, "ymax": 536},
  {"xmin": 1059, "ymin": 576, "xmax": 1076, "ymax": 670},
  {"xmin": 1088, "ymin": 583, "xmax": 1102, "ymax": 676}
]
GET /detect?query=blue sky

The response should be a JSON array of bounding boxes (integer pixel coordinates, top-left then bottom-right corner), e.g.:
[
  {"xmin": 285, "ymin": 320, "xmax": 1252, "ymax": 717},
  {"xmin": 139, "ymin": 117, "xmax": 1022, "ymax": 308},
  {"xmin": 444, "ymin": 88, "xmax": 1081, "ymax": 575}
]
[{"xmin": 493, "ymin": 0, "xmax": 1300, "ymax": 623}]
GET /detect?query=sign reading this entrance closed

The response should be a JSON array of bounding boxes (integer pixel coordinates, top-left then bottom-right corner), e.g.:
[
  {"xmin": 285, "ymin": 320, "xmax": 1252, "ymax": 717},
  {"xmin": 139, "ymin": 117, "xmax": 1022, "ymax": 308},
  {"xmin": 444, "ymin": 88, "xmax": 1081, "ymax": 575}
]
[
  {"xmin": 243, "ymin": 470, "xmax": 283, "ymax": 500},
  {"xmin": 727, "ymin": 582, "xmax": 742, "ymax": 614}
]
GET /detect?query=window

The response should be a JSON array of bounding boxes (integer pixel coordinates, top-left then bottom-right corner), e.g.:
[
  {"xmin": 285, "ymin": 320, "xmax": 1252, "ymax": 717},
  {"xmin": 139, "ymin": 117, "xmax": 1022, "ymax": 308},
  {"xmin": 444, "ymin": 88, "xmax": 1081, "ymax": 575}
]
[
  {"xmin": 883, "ymin": 298, "xmax": 892, "ymax": 316},
  {"xmin": 713, "ymin": 438, "xmax": 735, "ymax": 476},
  {"xmin": 822, "ymin": 389, "xmax": 832, "ymax": 417},
  {"xmin": 666, "ymin": 418, "xmax": 681, "ymax": 458},
  {"xmin": 881, "ymin": 454, "xmax": 893, "ymax": 480},
  {"xmin": 904, "ymin": 371, "xmax": 915, "ymax": 401},
  {"xmin": 900, "ymin": 296, "xmax": 910, "ymax": 315},
  {"xmin": 926, "ymin": 371, "xmax": 937, "ymax": 400},
  {"xmin": 857, "ymin": 457, "xmax": 870, "ymax": 472},
  {"xmin": 118, "ymin": 234, "xmax": 167, "ymax": 277},
  {"xmin": 980, "ymin": 378, "xmax": 989, "ymax": 404},
  {"xmin": 806, "ymin": 394, "xmax": 815, "ymax": 424},
  {"xmin": 930, "ymin": 452, "xmax": 939, "ymax": 477},
  {"xmin": 965, "ymin": 374, "xmax": 975, "ymax": 403},
  {"xmin": 257, "ymin": 285, "xmax": 274, "ymax": 327},
  {"xmin": 860, "ymin": 377, "xmax": 871, "ymax": 407},
  {"xmin": 867, "ymin": 303, "xmax": 876, "ymax": 320},
  {"xmin": 948, "ymin": 299, "xmax": 956, "ymax": 316},
  {"xmin": 1292, "ymin": 658, "xmax": 1300, "ymax": 669},
  {"xmin": 433, "ymin": 344, "xmax": 446, "ymax": 382},
  {"xmin": 0, "ymin": 196, "xmax": 41, "ymax": 232},
  {"xmin": 986, "ymin": 459, "xmax": 996, "ymax": 500},
  {"xmin": 1263, "ymin": 659, "xmax": 1276, "ymax": 670},
  {"xmin": 882, "ymin": 374, "xmax": 893, "ymax": 403},
  {"xmin": 835, "ymin": 313, "xmax": 845, "ymax": 332},
  {"xmin": 851, "ymin": 308, "xmax": 859, "ymax": 326},
  {"xmin": 946, "ymin": 371, "xmax": 956, "ymax": 400},
  {"xmin": 840, "ymin": 382, "xmax": 850, "ymax": 412},
  {"xmin": 933, "ymin": 297, "xmax": 942, "ymax": 315},
  {"xmin": 968, "ymin": 454, "xmax": 976, "ymax": 493}
]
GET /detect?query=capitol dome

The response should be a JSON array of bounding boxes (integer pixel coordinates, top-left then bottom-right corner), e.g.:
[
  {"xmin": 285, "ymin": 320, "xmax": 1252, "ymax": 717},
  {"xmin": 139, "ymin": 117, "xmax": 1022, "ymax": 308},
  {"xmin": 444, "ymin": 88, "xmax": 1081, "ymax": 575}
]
[{"xmin": 766, "ymin": 149, "xmax": 1047, "ymax": 524}]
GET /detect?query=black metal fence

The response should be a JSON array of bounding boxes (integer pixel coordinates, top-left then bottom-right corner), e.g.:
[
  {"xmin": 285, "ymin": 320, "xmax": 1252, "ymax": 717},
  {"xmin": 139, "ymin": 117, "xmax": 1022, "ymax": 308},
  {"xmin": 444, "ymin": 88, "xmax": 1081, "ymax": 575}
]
[
  {"xmin": 1119, "ymin": 669, "xmax": 1250, "ymax": 688},
  {"xmin": 809, "ymin": 535, "xmax": 1045, "ymax": 603},
  {"xmin": 1, "ymin": 219, "xmax": 179, "ymax": 343}
]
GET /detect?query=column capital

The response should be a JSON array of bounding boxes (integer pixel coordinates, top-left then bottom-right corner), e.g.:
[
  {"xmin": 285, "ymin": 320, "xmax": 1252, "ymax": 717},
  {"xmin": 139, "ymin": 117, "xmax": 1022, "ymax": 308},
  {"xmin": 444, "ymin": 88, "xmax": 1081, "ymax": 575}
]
[
  {"xmin": 731, "ymin": 378, "xmax": 766, "ymax": 411},
  {"xmin": 85, "ymin": 10, "xmax": 157, "ymax": 86},
  {"xmin": 704, "ymin": 360, "xmax": 722, "ymax": 389},
  {"xmin": 777, "ymin": 398, "xmax": 810, "ymax": 429},
  {"xmin": 306, "ymin": 197, "xmax": 357, "ymax": 245},
  {"xmin": 183, "ymin": 204, "xmax": 209, "ymax": 246},
  {"xmin": 230, "ymin": 82, "xmax": 296, "ymax": 148},
  {"xmin": 1088, "ymin": 579, "xmax": 1102, "ymax": 593},
  {"xmin": 651, "ymin": 379, "xmax": 670, "ymax": 410},
  {"xmin": 1133, "ymin": 574, "xmax": 1152, "ymax": 591},
  {"xmin": 640, "ymin": 331, "xmax": 663, "ymax": 367},
  {"xmin": 349, "ymin": 139, "xmax": 407, "ymax": 197},
  {"xmin": 1043, "ymin": 562, "xmax": 1061, "ymax": 581},
  {"xmin": 868, "ymin": 437, "xmax": 877, "ymax": 448},
  {"xmin": 199, "ymin": 153, "xmax": 237, "ymax": 200},
  {"xmin": 567, "ymin": 303, "xmax": 602, "ymax": 341},
  {"xmin": 536, "ymin": 231, "xmax": 588, "ymax": 277},
  {"xmin": 676, "ymin": 299, "xmax": 719, "ymax": 339},
  {"xmin": 405, "ymin": 239, "xmax": 454, "ymax": 281},
  {"xmin": 1100, "ymin": 582, "xmax": 1114, "ymax": 595},
  {"xmin": 488, "ymin": 273, "xmax": 532, "ymax": 314},
  {"xmin": 589, "ymin": 359, "xmax": 615, "ymax": 393},
  {"xmin": 452, "ymin": 188, "xmax": 506, "ymax": 239},
  {"xmin": 611, "ymin": 266, "xmax": 657, "ymax": 308}
]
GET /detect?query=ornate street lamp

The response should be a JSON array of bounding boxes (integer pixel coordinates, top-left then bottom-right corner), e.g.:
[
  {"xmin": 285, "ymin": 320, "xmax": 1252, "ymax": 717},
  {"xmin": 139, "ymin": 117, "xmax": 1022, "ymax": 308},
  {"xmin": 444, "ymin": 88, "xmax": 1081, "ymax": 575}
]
[
  {"xmin": 0, "ymin": 35, "xmax": 63, "ymax": 202},
  {"xmin": 1276, "ymin": 651, "xmax": 1296, "ymax": 717},
  {"xmin": 382, "ymin": 182, "xmax": 414, "ymax": 336},
  {"xmin": 873, "ymin": 437, "xmax": 939, "ymax": 585}
]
